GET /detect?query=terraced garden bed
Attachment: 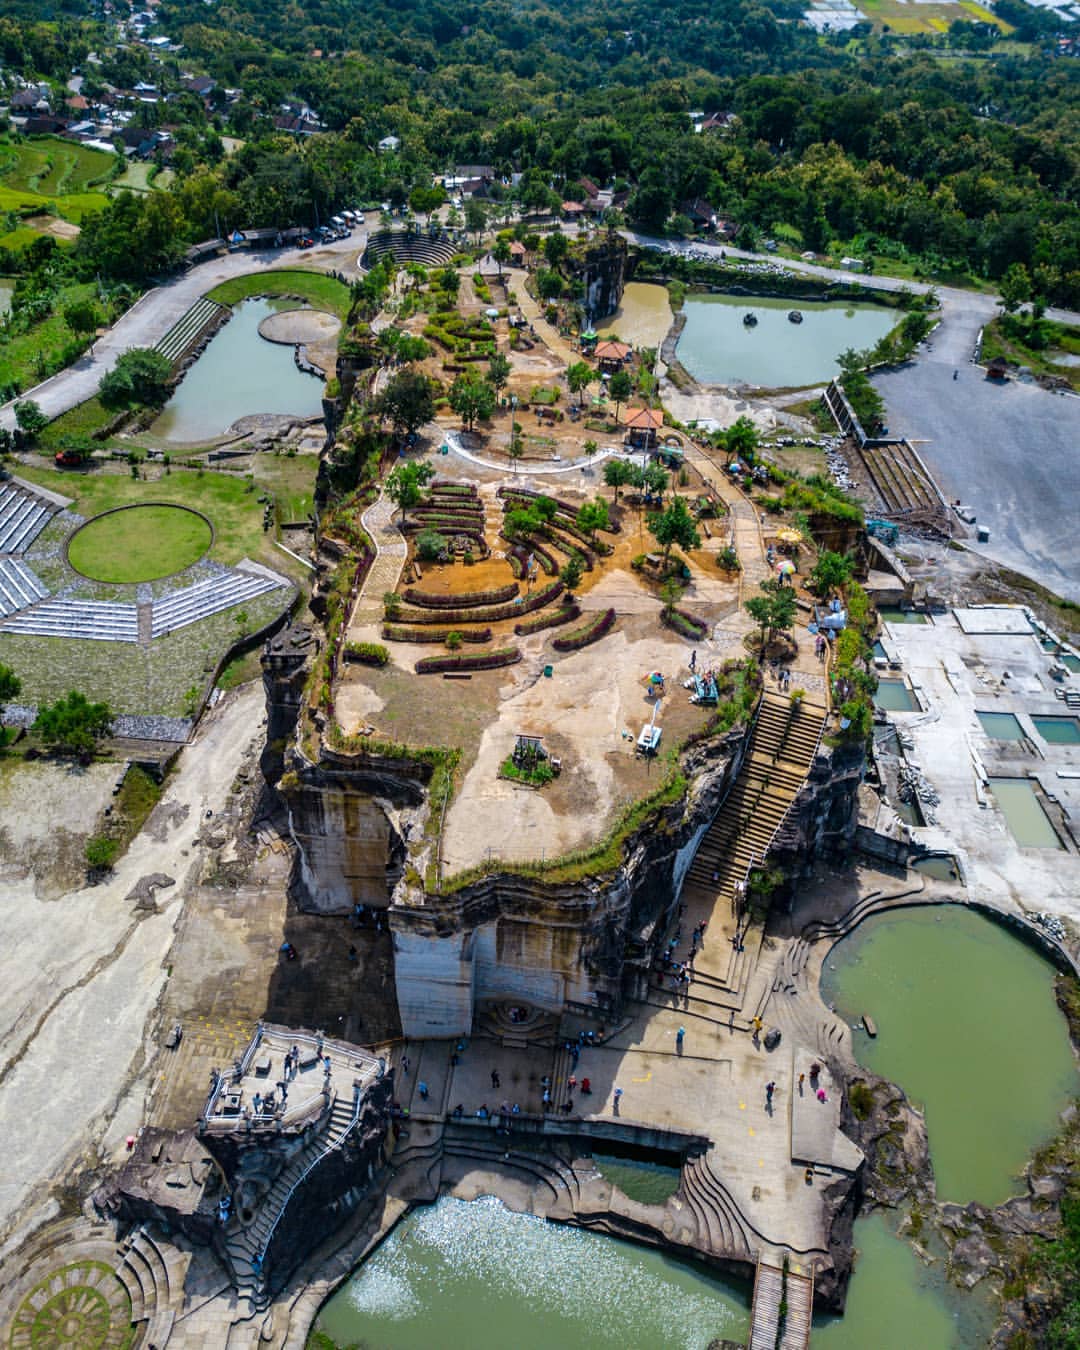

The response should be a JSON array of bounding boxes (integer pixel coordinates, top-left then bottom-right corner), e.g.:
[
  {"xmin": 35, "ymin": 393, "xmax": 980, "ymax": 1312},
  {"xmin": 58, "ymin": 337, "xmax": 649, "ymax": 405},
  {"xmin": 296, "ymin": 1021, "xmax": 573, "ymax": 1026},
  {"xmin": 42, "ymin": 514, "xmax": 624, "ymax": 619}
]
[
  {"xmin": 553, "ymin": 607, "xmax": 617, "ymax": 651},
  {"xmin": 415, "ymin": 645, "xmax": 521, "ymax": 674}
]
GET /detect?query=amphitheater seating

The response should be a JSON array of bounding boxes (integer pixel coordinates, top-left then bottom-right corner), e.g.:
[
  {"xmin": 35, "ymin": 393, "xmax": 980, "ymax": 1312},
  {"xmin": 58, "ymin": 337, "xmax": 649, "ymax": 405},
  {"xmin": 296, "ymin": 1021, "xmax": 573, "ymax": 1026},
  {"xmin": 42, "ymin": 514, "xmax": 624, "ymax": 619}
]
[
  {"xmin": 363, "ymin": 229, "xmax": 457, "ymax": 269},
  {"xmin": 150, "ymin": 568, "xmax": 286, "ymax": 638},
  {"xmin": 0, "ymin": 558, "xmax": 47, "ymax": 618},
  {"xmin": 156, "ymin": 297, "xmax": 229, "ymax": 366},
  {"xmin": 0, "ymin": 598, "xmax": 139, "ymax": 642},
  {"xmin": 0, "ymin": 482, "xmax": 55, "ymax": 555}
]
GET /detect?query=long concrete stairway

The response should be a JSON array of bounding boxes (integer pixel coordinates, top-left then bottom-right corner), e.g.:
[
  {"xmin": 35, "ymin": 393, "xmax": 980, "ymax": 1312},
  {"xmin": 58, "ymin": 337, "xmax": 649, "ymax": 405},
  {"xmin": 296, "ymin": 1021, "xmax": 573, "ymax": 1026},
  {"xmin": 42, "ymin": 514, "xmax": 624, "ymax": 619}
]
[
  {"xmin": 223, "ymin": 1090, "xmax": 360, "ymax": 1308},
  {"xmin": 156, "ymin": 296, "xmax": 229, "ymax": 366},
  {"xmin": 750, "ymin": 1258, "xmax": 814, "ymax": 1350}
]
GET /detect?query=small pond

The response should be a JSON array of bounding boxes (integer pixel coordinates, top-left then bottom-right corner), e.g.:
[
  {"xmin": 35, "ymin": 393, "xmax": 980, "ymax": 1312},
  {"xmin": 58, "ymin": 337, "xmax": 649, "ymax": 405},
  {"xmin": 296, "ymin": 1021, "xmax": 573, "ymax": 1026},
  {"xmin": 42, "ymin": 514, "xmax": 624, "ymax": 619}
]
[
  {"xmin": 152, "ymin": 297, "xmax": 324, "ymax": 443},
  {"xmin": 911, "ymin": 855, "xmax": 961, "ymax": 882},
  {"xmin": 988, "ymin": 777, "xmax": 1063, "ymax": 849},
  {"xmin": 1032, "ymin": 715, "xmax": 1080, "ymax": 745},
  {"xmin": 592, "ymin": 1152, "xmax": 681, "ymax": 1205},
  {"xmin": 675, "ymin": 293, "xmax": 898, "ymax": 387},
  {"xmin": 596, "ymin": 282, "xmax": 672, "ymax": 349},
  {"xmin": 313, "ymin": 1194, "xmax": 751, "ymax": 1350},
  {"xmin": 976, "ymin": 711, "xmax": 1025, "ymax": 742},
  {"xmin": 878, "ymin": 606, "xmax": 929, "ymax": 625},
  {"xmin": 821, "ymin": 905, "xmax": 1076, "ymax": 1205},
  {"xmin": 874, "ymin": 679, "xmax": 919, "ymax": 712}
]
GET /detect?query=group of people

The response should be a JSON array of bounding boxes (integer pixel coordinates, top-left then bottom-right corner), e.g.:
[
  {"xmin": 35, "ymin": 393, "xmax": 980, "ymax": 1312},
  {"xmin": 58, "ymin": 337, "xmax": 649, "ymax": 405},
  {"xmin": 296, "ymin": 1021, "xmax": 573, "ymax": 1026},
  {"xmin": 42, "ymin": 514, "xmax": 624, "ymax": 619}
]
[{"xmin": 655, "ymin": 909, "xmax": 707, "ymax": 996}]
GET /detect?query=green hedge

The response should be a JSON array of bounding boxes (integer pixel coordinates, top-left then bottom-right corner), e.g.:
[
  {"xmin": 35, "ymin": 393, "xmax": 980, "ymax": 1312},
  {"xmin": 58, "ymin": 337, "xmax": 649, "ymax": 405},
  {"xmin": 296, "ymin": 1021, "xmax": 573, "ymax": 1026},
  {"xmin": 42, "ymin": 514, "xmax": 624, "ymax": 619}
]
[
  {"xmin": 383, "ymin": 625, "xmax": 492, "ymax": 643},
  {"xmin": 553, "ymin": 608, "xmax": 616, "ymax": 651},
  {"xmin": 395, "ymin": 579, "xmax": 564, "ymax": 626},
  {"xmin": 344, "ymin": 641, "xmax": 390, "ymax": 666},
  {"xmin": 515, "ymin": 604, "xmax": 581, "ymax": 635},
  {"xmin": 404, "ymin": 581, "xmax": 519, "ymax": 609},
  {"xmin": 415, "ymin": 646, "xmax": 521, "ymax": 674}
]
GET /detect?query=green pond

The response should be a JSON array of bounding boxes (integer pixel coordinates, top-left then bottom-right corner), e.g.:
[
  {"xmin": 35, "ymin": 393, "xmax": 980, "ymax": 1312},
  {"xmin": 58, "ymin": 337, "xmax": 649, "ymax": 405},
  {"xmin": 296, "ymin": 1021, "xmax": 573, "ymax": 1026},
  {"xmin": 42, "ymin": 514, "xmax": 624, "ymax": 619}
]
[
  {"xmin": 977, "ymin": 711, "xmax": 1025, "ymax": 741},
  {"xmin": 1032, "ymin": 715, "xmax": 1080, "ymax": 745},
  {"xmin": 675, "ymin": 292, "xmax": 898, "ymax": 387},
  {"xmin": 313, "ymin": 1194, "xmax": 752, "ymax": 1350},
  {"xmin": 821, "ymin": 906, "xmax": 1076, "ymax": 1205},
  {"xmin": 988, "ymin": 777, "xmax": 1063, "ymax": 849},
  {"xmin": 878, "ymin": 606, "xmax": 929, "ymax": 624},
  {"xmin": 874, "ymin": 679, "xmax": 919, "ymax": 712},
  {"xmin": 153, "ymin": 297, "xmax": 324, "ymax": 442},
  {"xmin": 592, "ymin": 1153, "xmax": 681, "ymax": 1205}
]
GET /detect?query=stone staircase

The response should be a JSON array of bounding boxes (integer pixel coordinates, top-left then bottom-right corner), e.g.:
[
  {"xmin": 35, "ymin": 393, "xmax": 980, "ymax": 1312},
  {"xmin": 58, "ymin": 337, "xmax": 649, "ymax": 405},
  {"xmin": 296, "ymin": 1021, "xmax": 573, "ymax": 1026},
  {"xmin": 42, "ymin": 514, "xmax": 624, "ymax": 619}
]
[
  {"xmin": 686, "ymin": 692, "xmax": 827, "ymax": 900},
  {"xmin": 475, "ymin": 1004, "xmax": 560, "ymax": 1048},
  {"xmin": 364, "ymin": 229, "xmax": 457, "ymax": 268},
  {"xmin": 679, "ymin": 1154, "xmax": 755, "ymax": 1260},
  {"xmin": 156, "ymin": 296, "xmax": 229, "ymax": 366},
  {"xmin": 114, "ymin": 1225, "xmax": 182, "ymax": 1348},
  {"xmin": 348, "ymin": 493, "xmax": 407, "ymax": 630},
  {"xmin": 223, "ymin": 1091, "xmax": 359, "ymax": 1308}
]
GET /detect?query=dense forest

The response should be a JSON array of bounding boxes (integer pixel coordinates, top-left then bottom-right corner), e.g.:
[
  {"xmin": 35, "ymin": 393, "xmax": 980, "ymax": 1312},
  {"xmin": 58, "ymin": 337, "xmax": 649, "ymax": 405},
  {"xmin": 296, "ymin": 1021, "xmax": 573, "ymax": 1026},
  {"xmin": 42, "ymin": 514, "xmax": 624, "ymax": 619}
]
[{"xmin": 4, "ymin": 0, "xmax": 1080, "ymax": 300}]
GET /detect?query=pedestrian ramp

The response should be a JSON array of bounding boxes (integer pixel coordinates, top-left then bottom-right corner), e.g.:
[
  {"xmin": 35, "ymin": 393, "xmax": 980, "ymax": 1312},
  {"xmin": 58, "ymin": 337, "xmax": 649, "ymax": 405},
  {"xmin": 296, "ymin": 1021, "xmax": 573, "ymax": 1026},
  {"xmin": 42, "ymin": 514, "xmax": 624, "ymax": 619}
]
[{"xmin": 750, "ymin": 1259, "xmax": 814, "ymax": 1350}]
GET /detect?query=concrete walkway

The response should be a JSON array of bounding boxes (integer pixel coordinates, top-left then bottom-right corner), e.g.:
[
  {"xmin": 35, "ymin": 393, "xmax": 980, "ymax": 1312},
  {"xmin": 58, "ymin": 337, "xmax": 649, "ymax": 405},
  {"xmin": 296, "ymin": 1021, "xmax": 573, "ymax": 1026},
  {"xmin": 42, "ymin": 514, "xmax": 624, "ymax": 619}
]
[{"xmin": 347, "ymin": 493, "xmax": 407, "ymax": 634}]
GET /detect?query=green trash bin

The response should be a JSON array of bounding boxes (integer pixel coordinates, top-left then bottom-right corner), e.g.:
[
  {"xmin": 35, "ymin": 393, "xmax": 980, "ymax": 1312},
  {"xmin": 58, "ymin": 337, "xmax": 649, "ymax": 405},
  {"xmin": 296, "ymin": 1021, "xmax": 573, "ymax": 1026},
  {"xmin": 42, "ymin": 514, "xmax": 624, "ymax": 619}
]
[{"xmin": 543, "ymin": 665, "xmax": 553, "ymax": 678}]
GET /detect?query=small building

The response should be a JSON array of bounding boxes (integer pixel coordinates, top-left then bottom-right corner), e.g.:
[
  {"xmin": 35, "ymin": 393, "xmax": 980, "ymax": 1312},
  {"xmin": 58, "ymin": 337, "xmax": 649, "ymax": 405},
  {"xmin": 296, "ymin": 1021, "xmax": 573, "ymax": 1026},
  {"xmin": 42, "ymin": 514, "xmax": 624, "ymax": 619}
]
[
  {"xmin": 624, "ymin": 406, "xmax": 664, "ymax": 450},
  {"xmin": 561, "ymin": 200, "xmax": 585, "ymax": 221},
  {"xmin": 840, "ymin": 256, "xmax": 863, "ymax": 272},
  {"xmin": 509, "ymin": 239, "xmax": 528, "ymax": 262},
  {"xmin": 378, "ymin": 134, "xmax": 400, "ymax": 153},
  {"xmin": 594, "ymin": 339, "xmax": 631, "ymax": 372}
]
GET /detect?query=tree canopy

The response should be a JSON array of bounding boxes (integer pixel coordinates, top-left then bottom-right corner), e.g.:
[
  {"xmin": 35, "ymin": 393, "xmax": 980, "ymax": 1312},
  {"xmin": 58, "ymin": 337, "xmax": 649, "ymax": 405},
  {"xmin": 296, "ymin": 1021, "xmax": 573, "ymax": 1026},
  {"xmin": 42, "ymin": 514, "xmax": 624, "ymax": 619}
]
[
  {"xmin": 648, "ymin": 494, "xmax": 700, "ymax": 561},
  {"xmin": 33, "ymin": 690, "xmax": 113, "ymax": 758}
]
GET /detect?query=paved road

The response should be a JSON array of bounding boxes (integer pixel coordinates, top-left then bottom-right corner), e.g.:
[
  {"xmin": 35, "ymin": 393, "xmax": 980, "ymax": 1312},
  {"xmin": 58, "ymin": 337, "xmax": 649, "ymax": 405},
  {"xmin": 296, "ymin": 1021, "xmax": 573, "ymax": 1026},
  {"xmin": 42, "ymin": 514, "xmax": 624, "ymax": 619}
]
[
  {"xmin": 0, "ymin": 229, "xmax": 367, "ymax": 432},
  {"xmin": 627, "ymin": 232, "xmax": 1080, "ymax": 599}
]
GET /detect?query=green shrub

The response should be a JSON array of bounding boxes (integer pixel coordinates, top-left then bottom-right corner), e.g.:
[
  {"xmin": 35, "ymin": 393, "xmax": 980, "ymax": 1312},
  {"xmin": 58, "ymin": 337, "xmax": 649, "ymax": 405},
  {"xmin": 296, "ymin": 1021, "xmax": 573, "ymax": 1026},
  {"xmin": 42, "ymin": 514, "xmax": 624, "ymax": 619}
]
[{"xmin": 345, "ymin": 641, "xmax": 389, "ymax": 666}]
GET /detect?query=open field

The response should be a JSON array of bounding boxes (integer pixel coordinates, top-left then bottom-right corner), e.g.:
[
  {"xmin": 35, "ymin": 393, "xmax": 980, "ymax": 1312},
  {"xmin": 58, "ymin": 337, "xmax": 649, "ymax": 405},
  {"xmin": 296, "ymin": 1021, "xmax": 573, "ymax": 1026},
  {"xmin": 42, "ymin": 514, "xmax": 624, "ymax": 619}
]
[
  {"xmin": 858, "ymin": 0, "xmax": 1013, "ymax": 31},
  {"xmin": 207, "ymin": 269, "xmax": 353, "ymax": 320},
  {"xmin": 0, "ymin": 137, "xmax": 115, "ymax": 196},
  {"xmin": 0, "ymin": 280, "xmax": 102, "ymax": 394},
  {"xmin": 68, "ymin": 504, "xmax": 213, "ymax": 582},
  {"xmin": 111, "ymin": 162, "xmax": 172, "ymax": 193}
]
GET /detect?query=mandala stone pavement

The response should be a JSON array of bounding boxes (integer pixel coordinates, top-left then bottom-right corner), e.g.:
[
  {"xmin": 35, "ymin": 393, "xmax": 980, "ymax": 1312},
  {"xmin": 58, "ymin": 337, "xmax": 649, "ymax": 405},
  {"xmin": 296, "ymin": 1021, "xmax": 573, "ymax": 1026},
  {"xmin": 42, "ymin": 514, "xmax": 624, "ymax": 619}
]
[{"xmin": 9, "ymin": 1260, "xmax": 133, "ymax": 1350}]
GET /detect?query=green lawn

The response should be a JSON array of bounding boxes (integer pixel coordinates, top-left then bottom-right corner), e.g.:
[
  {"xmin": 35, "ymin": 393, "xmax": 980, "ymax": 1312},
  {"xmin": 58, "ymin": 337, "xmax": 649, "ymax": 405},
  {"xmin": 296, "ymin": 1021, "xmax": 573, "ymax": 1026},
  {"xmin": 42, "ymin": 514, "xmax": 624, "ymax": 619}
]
[
  {"xmin": 17, "ymin": 464, "xmax": 266, "ymax": 565},
  {"xmin": 207, "ymin": 269, "xmax": 353, "ymax": 321},
  {"xmin": 68, "ymin": 504, "xmax": 213, "ymax": 582}
]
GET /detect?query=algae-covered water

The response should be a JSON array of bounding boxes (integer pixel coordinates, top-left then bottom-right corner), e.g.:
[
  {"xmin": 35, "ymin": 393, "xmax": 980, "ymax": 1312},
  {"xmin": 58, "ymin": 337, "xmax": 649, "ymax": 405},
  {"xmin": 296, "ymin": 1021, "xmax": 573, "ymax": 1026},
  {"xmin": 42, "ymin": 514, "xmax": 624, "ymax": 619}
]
[
  {"xmin": 821, "ymin": 905, "xmax": 1076, "ymax": 1205},
  {"xmin": 313, "ymin": 1194, "xmax": 752, "ymax": 1350},
  {"xmin": 153, "ymin": 298, "xmax": 324, "ymax": 442}
]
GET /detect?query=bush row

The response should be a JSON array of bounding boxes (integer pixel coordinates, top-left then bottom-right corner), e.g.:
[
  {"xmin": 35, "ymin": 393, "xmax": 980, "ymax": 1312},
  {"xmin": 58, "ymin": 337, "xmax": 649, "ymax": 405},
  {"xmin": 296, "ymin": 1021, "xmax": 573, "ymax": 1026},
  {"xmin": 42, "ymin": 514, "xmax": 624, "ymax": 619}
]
[
  {"xmin": 430, "ymin": 481, "xmax": 478, "ymax": 497},
  {"xmin": 501, "ymin": 532, "xmax": 557, "ymax": 576},
  {"xmin": 404, "ymin": 581, "xmax": 520, "ymax": 610},
  {"xmin": 662, "ymin": 607, "xmax": 709, "ymax": 640},
  {"xmin": 403, "ymin": 517, "xmax": 486, "ymax": 540},
  {"xmin": 415, "ymin": 646, "xmax": 522, "ymax": 674},
  {"xmin": 553, "ymin": 608, "xmax": 617, "ymax": 652},
  {"xmin": 344, "ymin": 641, "xmax": 390, "ymax": 666},
  {"xmin": 514, "ymin": 604, "xmax": 581, "ymax": 636},
  {"xmin": 383, "ymin": 625, "xmax": 492, "ymax": 644},
  {"xmin": 497, "ymin": 485, "xmax": 578, "ymax": 515},
  {"xmin": 394, "ymin": 579, "xmax": 564, "ymax": 626}
]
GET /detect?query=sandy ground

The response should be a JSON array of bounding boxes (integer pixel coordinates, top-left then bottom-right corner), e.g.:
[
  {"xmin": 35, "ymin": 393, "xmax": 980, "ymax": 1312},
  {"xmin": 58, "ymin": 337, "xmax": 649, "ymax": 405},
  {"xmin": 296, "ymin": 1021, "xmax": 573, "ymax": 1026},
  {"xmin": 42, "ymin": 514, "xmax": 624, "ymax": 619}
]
[
  {"xmin": 0, "ymin": 685, "xmax": 265, "ymax": 1251},
  {"xmin": 0, "ymin": 758, "xmax": 119, "ymax": 899},
  {"xmin": 660, "ymin": 379, "xmax": 779, "ymax": 435},
  {"xmin": 258, "ymin": 308, "xmax": 342, "ymax": 346}
]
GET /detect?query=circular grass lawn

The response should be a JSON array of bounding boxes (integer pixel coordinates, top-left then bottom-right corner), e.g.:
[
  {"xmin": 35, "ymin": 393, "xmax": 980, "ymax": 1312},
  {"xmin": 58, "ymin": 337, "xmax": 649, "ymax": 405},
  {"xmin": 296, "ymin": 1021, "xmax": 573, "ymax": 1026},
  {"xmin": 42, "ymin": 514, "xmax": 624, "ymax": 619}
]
[{"xmin": 67, "ymin": 503, "xmax": 212, "ymax": 582}]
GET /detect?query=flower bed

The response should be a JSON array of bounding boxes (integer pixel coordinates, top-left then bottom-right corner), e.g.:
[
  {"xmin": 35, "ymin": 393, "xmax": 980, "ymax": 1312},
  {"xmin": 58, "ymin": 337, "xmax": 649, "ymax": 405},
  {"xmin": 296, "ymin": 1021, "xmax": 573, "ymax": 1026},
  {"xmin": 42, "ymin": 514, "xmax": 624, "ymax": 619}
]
[
  {"xmin": 500, "ymin": 532, "xmax": 558, "ymax": 576},
  {"xmin": 383, "ymin": 625, "xmax": 492, "ymax": 644},
  {"xmin": 662, "ymin": 607, "xmax": 708, "ymax": 640},
  {"xmin": 395, "ymin": 579, "xmax": 564, "ymax": 626},
  {"xmin": 415, "ymin": 646, "xmax": 521, "ymax": 674},
  {"xmin": 431, "ymin": 481, "xmax": 478, "ymax": 497},
  {"xmin": 514, "ymin": 604, "xmax": 581, "ymax": 635},
  {"xmin": 344, "ymin": 641, "xmax": 390, "ymax": 666},
  {"xmin": 553, "ymin": 608, "xmax": 617, "ymax": 651},
  {"xmin": 543, "ymin": 529, "xmax": 595, "ymax": 569},
  {"xmin": 404, "ymin": 581, "xmax": 519, "ymax": 610}
]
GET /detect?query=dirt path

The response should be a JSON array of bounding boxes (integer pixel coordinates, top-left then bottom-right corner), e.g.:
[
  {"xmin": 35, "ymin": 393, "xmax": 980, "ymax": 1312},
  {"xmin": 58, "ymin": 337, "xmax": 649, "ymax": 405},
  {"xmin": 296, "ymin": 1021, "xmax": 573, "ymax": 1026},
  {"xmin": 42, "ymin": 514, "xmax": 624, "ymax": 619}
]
[{"xmin": 0, "ymin": 684, "xmax": 265, "ymax": 1248}]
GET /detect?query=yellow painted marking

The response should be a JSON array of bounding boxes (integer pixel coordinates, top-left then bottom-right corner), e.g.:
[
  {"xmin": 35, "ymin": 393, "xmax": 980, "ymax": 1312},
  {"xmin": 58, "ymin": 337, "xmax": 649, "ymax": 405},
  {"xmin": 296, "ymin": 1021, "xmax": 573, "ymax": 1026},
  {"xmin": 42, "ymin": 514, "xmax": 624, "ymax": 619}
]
[
  {"xmin": 631, "ymin": 1072, "xmax": 652, "ymax": 1083},
  {"xmin": 738, "ymin": 1101, "xmax": 746, "ymax": 1110},
  {"xmin": 748, "ymin": 1127, "xmax": 756, "ymax": 1137}
]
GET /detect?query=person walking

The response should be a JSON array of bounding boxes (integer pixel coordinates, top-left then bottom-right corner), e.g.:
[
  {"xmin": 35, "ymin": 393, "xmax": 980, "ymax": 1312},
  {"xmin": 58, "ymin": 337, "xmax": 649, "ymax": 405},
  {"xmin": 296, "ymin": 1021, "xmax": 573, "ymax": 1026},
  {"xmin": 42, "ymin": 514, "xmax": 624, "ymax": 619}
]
[
  {"xmin": 765, "ymin": 1080, "xmax": 776, "ymax": 1107},
  {"xmin": 491, "ymin": 1069, "xmax": 500, "ymax": 1089},
  {"xmin": 418, "ymin": 1080, "xmax": 429, "ymax": 1100},
  {"xmin": 676, "ymin": 1026, "xmax": 685, "ymax": 1053},
  {"xmin": 613, "ymin": 1086, "xmax": 623, "ymax": 1113}
]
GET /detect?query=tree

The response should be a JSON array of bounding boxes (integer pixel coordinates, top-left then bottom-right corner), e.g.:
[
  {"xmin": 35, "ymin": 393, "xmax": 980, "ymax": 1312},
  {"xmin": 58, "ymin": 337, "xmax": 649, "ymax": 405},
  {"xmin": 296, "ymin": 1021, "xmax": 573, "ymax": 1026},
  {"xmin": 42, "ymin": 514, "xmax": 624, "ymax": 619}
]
[
  {"xmin": 0, "ymin": 662, "xmax": 20, "ymax": 705},
  {"xmin": 416, "ymin": 528, "xmax": 448, "ymax": 562},
  {"xmin": 810, "ymin": 550, "xmax": 855, "ymax": 594},
  {"xmin": 723, "ymin": 415, "xmax": 759, "ymax": 462},
  {"xmin": 609, "ymin": 369, "xmax": 632, "ymax": 422},
  {"xmin": 576, "ymin": 496, "xmax": 609, "ymax": 543},
  {"xmin": 643, "ymin": 462, "xmax": 669, "ymax": 500},
  {"xmin": 487, "ymin": 351, "xmax": 511, "ymax": 395},
  {"xmin": 375, "ymin": 369, "xmax": 436, "ymax": 438},
  {"xmin": 449, "ymin": 371, "xmax": 496, "ymax": 429},
  {"xmin": 33, "ymin": 690, "xmax": 113, "ymax": 758},
  {"xmin": 63, "ymin": 298, "xmax": 100, "ymax": 337},
  {"xmin": 98, "ymin": 348, "xmax": 172, "ymax": 408},
  {"xmin": 744, "ymin": 578, "xmax": 797, "ymax": 651},
  {"xmin": 438, "ymin": 266, "xmax": 460, "ymax": 297},
  {"xmin": 565, "ymin": 360, "xmax": 593, "ymax": 404},
  {"xmin": 603, "ymin": 457, "xmax": 637, "ymax": 501},
  {"xmin": 384, "ymin": 459, "xmax": 435, "ymax": 522},
  {"xmin": 648, "ymin": 495, "xmax": 700, "ymax": 563},
  {"xmin": 560, "ymin": 555, "xmax": 584, "ymax": 593},
  {"xmin": 492, "ymin": 238, "xmax": 511, "ymax": 279},
  {"xmin": 543, "ymin": 231, "xmax": 569, "ymax": 266},
  {"xmin": 999, "ymin": 262, "xmax": 1032, "ymax": 314},
  {"xmin": 465, "ymin": 198, "xmax": 487, "ymax": 243},
  {"xmin": 13, "ymin": 400, "xmax": 47, "ymax": 436}
]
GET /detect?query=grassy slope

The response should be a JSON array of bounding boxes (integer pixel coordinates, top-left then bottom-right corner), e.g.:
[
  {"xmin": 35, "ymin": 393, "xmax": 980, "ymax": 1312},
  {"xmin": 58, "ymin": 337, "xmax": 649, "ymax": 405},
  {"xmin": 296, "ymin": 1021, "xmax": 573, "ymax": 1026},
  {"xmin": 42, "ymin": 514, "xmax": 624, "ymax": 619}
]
[{"xmin": 207, "ymin": 269, "xmax": 353, "ymax": 321}]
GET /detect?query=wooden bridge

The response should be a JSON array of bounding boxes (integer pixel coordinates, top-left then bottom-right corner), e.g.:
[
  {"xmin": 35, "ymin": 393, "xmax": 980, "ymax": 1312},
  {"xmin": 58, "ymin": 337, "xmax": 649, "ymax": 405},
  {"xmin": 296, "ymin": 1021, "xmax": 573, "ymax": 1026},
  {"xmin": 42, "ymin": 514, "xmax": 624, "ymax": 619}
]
[{"xmin": 749, "ymin": 1258, "xmax": 815, "ymax": 1350}]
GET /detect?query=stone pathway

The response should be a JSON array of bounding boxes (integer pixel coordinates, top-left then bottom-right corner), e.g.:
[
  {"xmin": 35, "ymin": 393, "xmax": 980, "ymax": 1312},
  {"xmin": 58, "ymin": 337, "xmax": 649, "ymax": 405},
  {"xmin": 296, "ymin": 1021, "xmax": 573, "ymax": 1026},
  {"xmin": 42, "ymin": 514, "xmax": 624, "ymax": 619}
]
[{"xmin": 347, "ymin": 493, "xmax": 406, "ymax": 634}]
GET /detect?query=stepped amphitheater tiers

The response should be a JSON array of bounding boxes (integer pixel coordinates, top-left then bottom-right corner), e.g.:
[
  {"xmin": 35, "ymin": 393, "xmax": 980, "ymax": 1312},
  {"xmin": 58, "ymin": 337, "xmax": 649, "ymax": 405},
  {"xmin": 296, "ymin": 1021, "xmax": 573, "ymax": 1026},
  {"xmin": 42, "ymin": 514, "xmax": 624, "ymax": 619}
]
[{"xmin": 363, "ymin": 228, "xmax": 458, "ymax": 269}]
